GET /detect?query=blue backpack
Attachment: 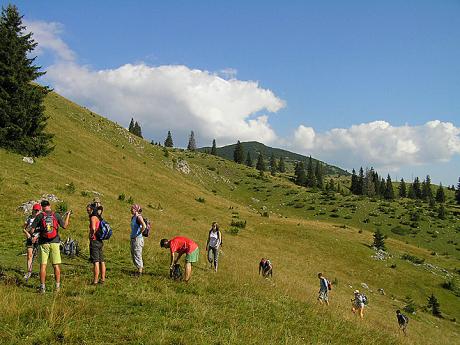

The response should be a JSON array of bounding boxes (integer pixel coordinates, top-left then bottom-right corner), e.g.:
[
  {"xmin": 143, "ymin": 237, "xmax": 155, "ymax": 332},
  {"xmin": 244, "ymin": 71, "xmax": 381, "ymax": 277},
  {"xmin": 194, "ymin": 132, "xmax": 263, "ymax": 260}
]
[{"xmin": 97, "ymin": 219, "xmax": 112, "ymax": 240}]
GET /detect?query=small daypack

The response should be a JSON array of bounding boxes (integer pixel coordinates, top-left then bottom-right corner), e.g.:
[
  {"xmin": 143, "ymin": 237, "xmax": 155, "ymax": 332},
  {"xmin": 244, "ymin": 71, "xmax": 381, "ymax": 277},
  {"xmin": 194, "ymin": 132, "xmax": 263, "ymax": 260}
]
[
  {"xmin": 41, "ymin": 212, "xmax": 58, "ymax": 239},
  {"xmin": 61, "ymin": 238, "xmax": 79, "ymax": 257},
  {"xmin": 361, "ymin": 294, "xmax": 369, "ymax": 305},
  {"xmin": 170, "ymin": 263, "xmax": 182, "ymax": 280},
  {"xmin": 327, "ymin": 280, "xmax": 332, "ymax": 291},
  {"xmin": 97, "ymin": 219, "xmax": 112, "ymax": 240},
  {"xmin": 142, "ymin": 217, "xmax": 151, "ymax": 237}
]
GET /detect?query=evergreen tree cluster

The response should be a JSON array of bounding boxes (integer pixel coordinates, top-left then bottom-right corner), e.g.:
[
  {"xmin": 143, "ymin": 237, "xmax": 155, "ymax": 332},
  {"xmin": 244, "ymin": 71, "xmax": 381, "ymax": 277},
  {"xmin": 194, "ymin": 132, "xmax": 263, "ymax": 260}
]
[
  {"xmin": 350, "ymin": 167, "xmax": 394, "ymax": 199},
  {"xmin": 231, "ymin": 141, "xmax": 286, "ymax": 175},
  {"xmin": 128, "ymin": 118, "xmax": 143, "ymax": 138},
  {"xmin": 293, "ymin": 156, "xmax": 324, "ymax": 190},
  {"xmin": 0, "ymin": 5, "xmax": 53, "ymax": 157},
  {"xmin": 187, "ymin": 130, "xmax": 196, "ymax": 151}
]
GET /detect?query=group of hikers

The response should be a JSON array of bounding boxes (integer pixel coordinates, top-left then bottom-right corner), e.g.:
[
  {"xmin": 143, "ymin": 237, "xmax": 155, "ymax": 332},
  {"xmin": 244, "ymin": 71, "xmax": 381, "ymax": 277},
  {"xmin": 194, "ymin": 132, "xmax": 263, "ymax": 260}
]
[{"xmin": 21, "ymin": 198, "xmax": 409, "ymax": 335}]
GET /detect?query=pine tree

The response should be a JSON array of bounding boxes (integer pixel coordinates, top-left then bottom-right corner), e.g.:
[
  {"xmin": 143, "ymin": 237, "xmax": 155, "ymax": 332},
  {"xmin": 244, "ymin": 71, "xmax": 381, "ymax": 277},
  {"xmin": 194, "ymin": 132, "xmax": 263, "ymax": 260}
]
[
  {"xmin": 133, "ymin": 121, "xmax": 142, "ymax": 138},
  {"xmin": 306, "ymin": 156, "xmax": 316, "ymax": 188},
  {"xmin": 422, "ymin": 175, "xmax": 432, "ymax": 200},
  {"xmin": 435, "ymin": 183, "xmax": 445, "ymax": 204},
  {"xmin": 256, "ymin": 152, "xmax": 266, "ymax": 171},
  {"xmin": 379, "ymin": 178, "xmax": 386, "ymax": 198},
  {"xmin": 365, "ymin": 168, "xmax": 376, "ymax": 196},
  {"xmin": 407, "ymin": 183, "xmax": 416, "ymax": 199},
  {"xmin": 350, "ymin": 169, "xmax": 358, "ymax": 194},
  {"xmin": 315, "ymin": 161, "xmax": 324, "ymax": 189},
  {"xmin": 413, "ymin": 177, "xmax": 421, "ymax": 199},
  {"xmin": 269, "ymin": 153, "xmax": 277, "ymax": 176},
  {"xmin": 456, "ymin": 177, "xmax": 460, "ymax": 205},
  {"xmin": 438, "ymin": 204, "xmax": 446, "ymax": 220},
  {"xmin": 211, "ymin": 139, "xmax": 217, "ymax": 155},
  {"xmin": 0, "ymin": 5, "xmax": 53, "ymax": 156},
  {"xmin": 187, "ymin": 131, "xmax": 196, "ymax": 151},
  {"xmin": 357, "ymin": 167, "xmax": 365, "ymax": 195},
  {"xmin": 278, "ymin": 156, "xmax": 286, "ymax": 173},
  {"xmin": 294, "ymin": 162, "xmax": 306, "ymax": 186},
  {"xmin": 164, "ymin": 131, "xmax": 173, "ymax": 147},
  {"xmin": 245, "ymin": 151, "xmax": 253, "ymax": 167},
  {"xmin": 233, "ymin": 141, "xmax": 244, "ymax": 164},
  {"xmin": 399, "ymin": 178, "xmax": 407, "ymax": 198},
  {"xmin": 128, "ymin": 118, "xmax": 135, "ymax": 133},
  {"xmin": 373, "ymin": 229, "xmax": 386, "ymax": 250},
  {"xmin": 384, "ymin": 174, "xmax": 395, "ymax": 200},
  {"xmin": 427, "ymin": 294, "xmax": 442, "ymax": 317},
  {"xmin": 327, "ymin": 178, "xmax": 335, "ymax": 191}
]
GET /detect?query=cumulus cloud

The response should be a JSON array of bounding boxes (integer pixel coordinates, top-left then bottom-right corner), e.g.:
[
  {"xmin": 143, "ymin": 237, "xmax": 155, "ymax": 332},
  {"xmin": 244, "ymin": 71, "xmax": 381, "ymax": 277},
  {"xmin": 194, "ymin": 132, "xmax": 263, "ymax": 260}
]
[
  {"xmin": 25, "ymin": 20, "xmax": 75, "ymax": 62},
  {"xmin": 45, "ymin": 62, "xmax": 284, "ymax": 144},
  {"xmin": 292, "ymin": 120, "xmax": 460, "ymax": 170}
]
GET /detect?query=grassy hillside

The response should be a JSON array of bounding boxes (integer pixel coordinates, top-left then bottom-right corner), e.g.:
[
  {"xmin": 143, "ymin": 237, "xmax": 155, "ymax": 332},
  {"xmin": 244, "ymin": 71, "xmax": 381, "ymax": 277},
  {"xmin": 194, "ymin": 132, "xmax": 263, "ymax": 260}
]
[
  {"xmin": 0, "ymin": 92, "xmax": 459, "ymax": 344},
  {"xmin": 198, "ymin": 141, "xmax": 349, "ymax": 175}
]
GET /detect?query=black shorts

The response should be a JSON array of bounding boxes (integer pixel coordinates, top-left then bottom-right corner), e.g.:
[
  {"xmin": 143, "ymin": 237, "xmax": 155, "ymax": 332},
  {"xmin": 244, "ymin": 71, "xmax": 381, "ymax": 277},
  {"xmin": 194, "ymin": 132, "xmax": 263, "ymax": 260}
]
[
  {"xmin": 25, "ymin": 238, "xmax": 39, "ymax": 249},
  {"xmin": 89, "ymin": 239, "xmax": 104, "ymax": 263}
]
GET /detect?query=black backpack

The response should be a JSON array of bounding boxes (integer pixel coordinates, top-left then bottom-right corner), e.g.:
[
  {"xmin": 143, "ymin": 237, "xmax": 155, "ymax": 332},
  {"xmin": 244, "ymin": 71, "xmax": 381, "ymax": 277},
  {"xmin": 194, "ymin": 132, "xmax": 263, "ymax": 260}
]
[
  {"xmin": 61, "ymin": 238, "xmax": 79, "ymax": 257},
  {"xmin": 170, "ymin": 264, "xmax": 182, "ymax": 280}
]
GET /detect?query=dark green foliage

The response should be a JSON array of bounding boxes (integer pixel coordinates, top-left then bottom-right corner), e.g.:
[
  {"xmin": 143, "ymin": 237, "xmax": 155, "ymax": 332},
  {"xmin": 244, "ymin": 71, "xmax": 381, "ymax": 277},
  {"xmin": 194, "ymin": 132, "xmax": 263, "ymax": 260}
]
[
  {"xmin": 327, "ymin": 178, "xmax": 335, "ymax": 191},
  {"xmin": 403, "ymin": 296, "xmax": 417, "ymax": 314},
  {"xmin": 64, "ymin": 182, "xmax": 76, "ymax": 194},
  {"xmin": 357, "ymin": 167, "xmax": 365, "ymax": 195},
  {"xmin": 128, "ymin": 118, "xmax": 142, "ymax": 138},
  {"xmin": 373, "ymin": 228, "xmax": 386, "ymax": 250},
  {"xmin": 436, "ymin": 183, "xmax": 445, "ymax": 203},
  {"xmin": 195, "ymin": 197, "xmax": 205, "ymax": 203},
  {"xmin": 441, "ymin": 278, "xmax": 460, "ymax": 296},
  {"xmin": 278, "ymin": 156, "xmax": 286, "ymax": 173},
  {"xmin": 427, "ymin": 294, "xmax": 442, "ymax": 317},
  {"xmin": 401, "ymin": 253, "xmax": 424, "ymax": 264},
  {"xmin": 315, "ymin": 161, "xmax": 323, "ymax": 189},
  {"xmin": 269, "ymin": 153, "xmax": 277, "ymax": 176},
  {"xmin": 294, "ymin": 161, "xmax": 306, "ymax": 186},
  {"xmin": 456, "ymin": 177, "xmax": 460, "ymax": 205},
  {"xmin": 384, "ymin": 174, "xmax": 394, "ymax": 200},
  {"xmin": 233, "ymin": 140, "xmax": 244, "ymax": 164},
  {"xmin": 230, "ymin": 219, "xmax": 246, "ymax": 228},
  {"xmin": 164, "ymin": 130, "xmax": 173, "ymax": 147},
  {"xmin": 438, "ymin": 204, "xmax": 446, "ymax": 220},
  {"xmin": 118, "ymin": 193, "xmax": 125, "ymax": 201},
  {"xmin": 0, "ymin": 5, "xmax": 53, "ymax": 156},
  {"xmin": 350, "ymin": 169, "xmax": 358, "ymax": 194},
  {"xmin": 399, "ymin": 178, "xmax": 406, "ymax": 198},
  {"xmin": 245, "ymin": 151, "xmax": 253, "ymax": 167},
  {"xmin": 55, "ymin": 201, "xmax": 68, "ymax": 214},
  {"xmin": 421, "ymin": 175, "xmax": 432, "ymax": 200},
  {"xmin": 128, "ymin": 118, "xmax": 134, "ymax": 132},
  {"xmin": 412, "ymin": 177, "xmax": 421, "ymax": 199},
  {"xmin": 407, "ymin": 183, "xmax": 416, "ymax": 199},
  {"xmin": 127, "ymin": 196, "xmax": 134, "ymax": 204},
  {"xmin": 211, "ymin": 139, "xmax": 217, "ymax": 155},
  {"xmin": 391, "ymin": 226, "xmax": 410, "ymax": 236},
  {"xmin": 306, "ymin": 156, "xmax": 316, "ymax": 188},
  {"xmin": 163, "ymin": 146, "xmax": 169, "ymax": 157},
  {"xmin": 256, "ymin": 152, "xmax": 265, "ymax": 171},
  {"xmin": 187, "ymin": 130, "xmax": 196, "ymax": 151}
]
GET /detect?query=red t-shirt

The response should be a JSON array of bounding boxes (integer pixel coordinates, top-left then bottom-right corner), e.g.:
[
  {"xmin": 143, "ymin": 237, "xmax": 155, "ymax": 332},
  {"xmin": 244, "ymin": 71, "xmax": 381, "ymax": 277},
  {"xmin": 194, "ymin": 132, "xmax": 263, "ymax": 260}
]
[{"xmin": 169, "ymin": 236, "xmax": 198, "ymax": 254}]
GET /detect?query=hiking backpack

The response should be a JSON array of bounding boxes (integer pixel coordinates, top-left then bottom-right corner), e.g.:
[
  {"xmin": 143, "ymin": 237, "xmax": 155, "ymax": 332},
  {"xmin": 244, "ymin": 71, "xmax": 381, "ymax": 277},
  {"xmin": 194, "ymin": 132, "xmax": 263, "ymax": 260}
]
[
  {"xmin": 327, "ymin": 280, "xmax": 332, "ymax": 291},
  {"xmin": 361, "ymin": 294, "xmax": 369, "ymax": 305},
  {"xmin": 61, "ymin": 238, "xmax": 79, "ymax": 257},
  {"xmin": 41, "ymin": 212, "xmax": 58, "ymax": 239},
  {"xmin": 142, "ymin": 217, "xmax": 151, "ymax": 237},
  {"xmin": 97, "ymin": 219, "xmax": 113, "ymax": 240},
  {"xmin": 170, "ymin": 263, "xmax": 182, "ymax": 280}
]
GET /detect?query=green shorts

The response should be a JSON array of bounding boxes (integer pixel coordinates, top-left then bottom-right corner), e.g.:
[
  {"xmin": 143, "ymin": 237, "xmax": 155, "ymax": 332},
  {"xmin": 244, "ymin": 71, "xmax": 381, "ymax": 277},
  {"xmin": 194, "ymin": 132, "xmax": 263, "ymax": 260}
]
[
  {"xmin": 185, "ymin": 247, "xmax": 199, "ymax": 263},
  {"xmin": 39, "ymin": 243, "xmax": 62, "ymax": 265}
]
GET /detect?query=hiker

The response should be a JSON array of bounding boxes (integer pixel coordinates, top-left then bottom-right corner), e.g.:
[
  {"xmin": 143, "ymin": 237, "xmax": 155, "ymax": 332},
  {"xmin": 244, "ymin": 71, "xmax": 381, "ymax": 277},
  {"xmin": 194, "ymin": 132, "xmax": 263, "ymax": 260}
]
[
  {"xmin": 130, "ymin": 204, "xmax": 146, "ymax": 275},
  {"xmin": 23, "ymin": 203, "xmax": 41, "ymax": 280},
  {"xmin": 259, "ymin": 258, "xmax": 273, "ymax": 278},
  {"xmin": 206, "ymin": 222, "xmax": 222, "ymax": 272},
  {"xmin": 87, "ymin": 203, "xmax": 106, "ymax": 284},
  {"xmin": 160, "ymin": 236, "xmax": 199, "ymax": 282},
  {"xmin": 351, "ymin": 290, "xmax": 365, "ymax": 319},
  {"xmin": 317, "ymin": 272, "xmax": 330, "ymax": 305},
  {"xmin": 396, "ymin": 310, "xmax": 409, "ymax": 336},
  {"xmin": 31, "ymin": 200, "xmax": 71, "ymax": 293}
]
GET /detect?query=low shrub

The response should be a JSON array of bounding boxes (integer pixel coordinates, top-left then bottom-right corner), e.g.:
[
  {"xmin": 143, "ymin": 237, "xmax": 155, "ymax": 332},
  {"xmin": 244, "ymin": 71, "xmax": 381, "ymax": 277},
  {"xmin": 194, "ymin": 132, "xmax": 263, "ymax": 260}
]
[
  {"xmin": 55, "ymin": 201, "xmax": 69, "ymax": 214},
  {"xmin": 401, "ymin": 253, "xmax": 425, "ymax": 265},
  {"xmin": 230, "ymin": 219, "xmax": 246, "ymax": 228},
  {"xmin": 118, "ymin": 193, "xmax": 126, "ymax": 201},
  {"xmin": 391, "ymin": 226, "xmax": 411, "ymax": 236},
  {"xmin": 195, "ymin": 197, "xmax": 205, "ymax": 203}
]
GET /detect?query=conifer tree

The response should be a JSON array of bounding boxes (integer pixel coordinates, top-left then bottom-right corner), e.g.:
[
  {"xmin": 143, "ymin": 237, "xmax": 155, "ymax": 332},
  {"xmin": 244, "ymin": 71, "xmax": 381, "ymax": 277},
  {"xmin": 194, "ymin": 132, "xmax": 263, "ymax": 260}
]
[
  {"xmin": 245, "ymin": 151, "xmax": 253, "ymax": 167},
  {"xmin": 0, "ymin": 5, "xmax": 53, "ymax": 156},
  {"xmin": 438, "ymin": 204, "xmax": 446, "ymax": 220},
  {"xmin": 306, "ymin": 156, "xmax": 316, "ymax": 188},
  {"xmin": 365, "ymin": 168, "xmax": 376, "ymax": 196},
  {"xmin": 422, "ymin": 175, "xmax": 432, "ymax": 200},
  {"xmin": 233, "ymin": 141, "xmax": 244, "ymax": 164},
  {"xmin": 399, "ymin": 178, "xmax": 407, "ymax": 198},
  {"xmin": 384, "ymin": 174, "xmax": 395, "ymax": 200},
  {"xmin": 427, "ymin": 294, "xmax": 442, "ymax": 317},
  {"xmin": 269, "ymin": 153, "xmax": 277, "ymax": 176},
  {"xmin": 133, "ymin": 121, "xmax": 143, "ymax": 138},
  {"xmin": 350, "ymin": 169, "xmax": 358, "ymax": 194},
  {"xmin": 357, "ymin": 167, "xmax": 365, "ymax": 195},
  {"xmin": 456, "ymin": 177, "xmax": 460, "ymax": 205},
  {"xmin": 294, "ymin": 162, "xmax": 306, "ymax": 186},
  {"xmin": 379, "ymin": 178, "xmax": 386, "ymax": 198},
  {"xmin": 407, "ymin": 183, "xmax": 415, "ymax": 199},
  {"xmin": 128, "ymin": 118, "xmax": 135, "ymax": 133},
  {"xmin": 187, "ymin": 130, "xmax": 196, "ymax": 151},
  {"xmin": 164, "ymin": 130, "xmax": 174, "ymax": 147},
  {"xmin": 256, "ymin": 152, "xmax": 266, "ymax": 171},
  {"xmin": 211, "ymin": 139, "xmax": 217, "ymax": 155},
  {"xmin": 435, "ymin": 183, "xmax": 445, "ymax": 204},
  {"xmin": 373, "ymin": 229, "xmax": 386, "ymax": 250},
  {"xmin": 327, "ymin": 178, "xmax": 335, "ymax": 191},
  {"xmin": 413, "ymin": 177, "xmax": 422, "ymax": 199},
  {"xmin": 315, "ymin": 161, "xmax": 324, "ymax": 189},
  {"xmin": 278, "ymin": 156, "xmax": 286, "ymax": 173}
]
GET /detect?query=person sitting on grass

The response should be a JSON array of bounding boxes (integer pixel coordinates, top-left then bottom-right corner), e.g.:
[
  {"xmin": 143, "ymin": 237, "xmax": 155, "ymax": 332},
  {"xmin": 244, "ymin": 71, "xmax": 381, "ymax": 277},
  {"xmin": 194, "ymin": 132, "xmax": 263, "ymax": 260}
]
[
  {"xmin": 351, "ymin": 290, "xmax": 365, "ymax": 319},
  {"xmin": 160, "ymin": 236, "xmax": 199, "ymax": 282},
  {"xmin": 396, "ymin": 310, "xmax": 409, "ymax": 336},
  {"xmin": 259, "ymin": 258, "xmax": 273, "ymax": 278},
  {"xmin": 31, "ymin": 200, "xmax": 71, "ymax": 293},
  {"xmin": 317, "ymin": 272, "xmax": 330, "ymax": 306}
]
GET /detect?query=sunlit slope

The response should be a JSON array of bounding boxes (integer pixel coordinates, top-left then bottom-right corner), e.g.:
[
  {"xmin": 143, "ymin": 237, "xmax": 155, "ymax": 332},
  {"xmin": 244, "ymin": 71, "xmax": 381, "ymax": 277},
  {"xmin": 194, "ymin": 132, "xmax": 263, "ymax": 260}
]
[{"xmin": 0, "ymin": 91, "xmax": 458, "ymax": 344}]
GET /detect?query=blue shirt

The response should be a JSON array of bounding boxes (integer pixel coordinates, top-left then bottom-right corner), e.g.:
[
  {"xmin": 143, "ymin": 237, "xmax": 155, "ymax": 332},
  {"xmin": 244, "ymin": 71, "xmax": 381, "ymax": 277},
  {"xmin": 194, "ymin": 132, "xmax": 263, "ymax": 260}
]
[{"xmin": 130, "ymin": 215, "xmax": 143, "ymax": 239}]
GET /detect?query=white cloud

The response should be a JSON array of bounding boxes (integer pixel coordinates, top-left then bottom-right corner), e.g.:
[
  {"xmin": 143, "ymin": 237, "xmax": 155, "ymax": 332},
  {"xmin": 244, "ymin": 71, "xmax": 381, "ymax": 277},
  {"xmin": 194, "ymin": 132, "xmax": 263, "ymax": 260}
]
[
  {"xmin": 292, "ymin": 120, "xmax": 460, "ymax": 170},
  {"xmin": 25, "ymin": 20, "xmax": 75, "ymax": 62},
  {"xmin": 45, "ymin": 62, "xmax": 284, "ymax": 145}
]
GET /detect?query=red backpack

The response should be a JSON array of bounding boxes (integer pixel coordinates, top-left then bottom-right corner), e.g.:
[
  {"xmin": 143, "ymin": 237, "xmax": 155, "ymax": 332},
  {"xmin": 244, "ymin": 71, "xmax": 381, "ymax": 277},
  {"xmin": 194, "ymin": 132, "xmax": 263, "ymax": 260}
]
[{"xmin": 40, "ymin": 212, "xmax": 59, "ymax": 239}]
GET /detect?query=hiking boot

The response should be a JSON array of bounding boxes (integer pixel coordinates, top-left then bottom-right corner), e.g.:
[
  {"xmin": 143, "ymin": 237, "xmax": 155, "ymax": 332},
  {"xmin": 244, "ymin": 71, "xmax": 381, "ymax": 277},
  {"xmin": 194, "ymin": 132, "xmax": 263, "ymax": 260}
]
[
  {"xmin": 54, "ymin": 286, "xmax": 60, "ymax": 293},
  {"xmin": 38, "ymin": 286, "xmax": 46, "ymax": 294}
]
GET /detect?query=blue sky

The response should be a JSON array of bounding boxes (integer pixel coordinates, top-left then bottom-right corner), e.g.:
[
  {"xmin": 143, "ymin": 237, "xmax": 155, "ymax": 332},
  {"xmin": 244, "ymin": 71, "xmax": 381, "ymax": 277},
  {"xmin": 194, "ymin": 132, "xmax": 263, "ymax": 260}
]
[{"xmin": 4, "ymin": 0, "xmax": 460, "ymax": 185}]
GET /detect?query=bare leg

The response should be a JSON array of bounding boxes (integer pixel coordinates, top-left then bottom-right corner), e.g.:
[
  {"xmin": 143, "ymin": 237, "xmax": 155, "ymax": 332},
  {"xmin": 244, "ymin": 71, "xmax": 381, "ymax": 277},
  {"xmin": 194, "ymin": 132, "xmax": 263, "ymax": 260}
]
[
  {"xmin": 93, "ymin": 262, "xmax": 100, "ymax": 284},
  {"xmin": 26, "ymin": 247, "xmax": 33, "ymax": 272},
  {"xmin": 359, "ymin": 307, "xmax": 364, "ymax": 319},
  {"xmin": 40, "ymin": 264, "xmax": 47, "ymax": 284},
  {"xmin": 101, "ymin": 262, "xmax": 106, "ymax": 282},
  {"xmin": 184, "ymin": 262, "xmax": 192, "ymax": 282},
  {"xmin": 53, "ymin": 264, "xmax": 61, "ymax": 284}
]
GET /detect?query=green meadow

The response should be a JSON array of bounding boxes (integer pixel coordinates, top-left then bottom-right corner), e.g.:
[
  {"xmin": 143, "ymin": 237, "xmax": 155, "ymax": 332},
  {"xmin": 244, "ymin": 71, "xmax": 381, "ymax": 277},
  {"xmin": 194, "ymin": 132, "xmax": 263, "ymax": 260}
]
[{"xmin": 0, "ymin": 92, "xmax": 459, "ymax": 344}]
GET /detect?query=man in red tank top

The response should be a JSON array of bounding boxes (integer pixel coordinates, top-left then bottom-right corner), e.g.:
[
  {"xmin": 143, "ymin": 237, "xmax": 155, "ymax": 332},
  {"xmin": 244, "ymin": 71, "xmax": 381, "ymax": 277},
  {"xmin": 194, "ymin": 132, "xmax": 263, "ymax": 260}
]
[{"xmin": 160, "ymin": 236, "xmax": 199, "ymax": 282}]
